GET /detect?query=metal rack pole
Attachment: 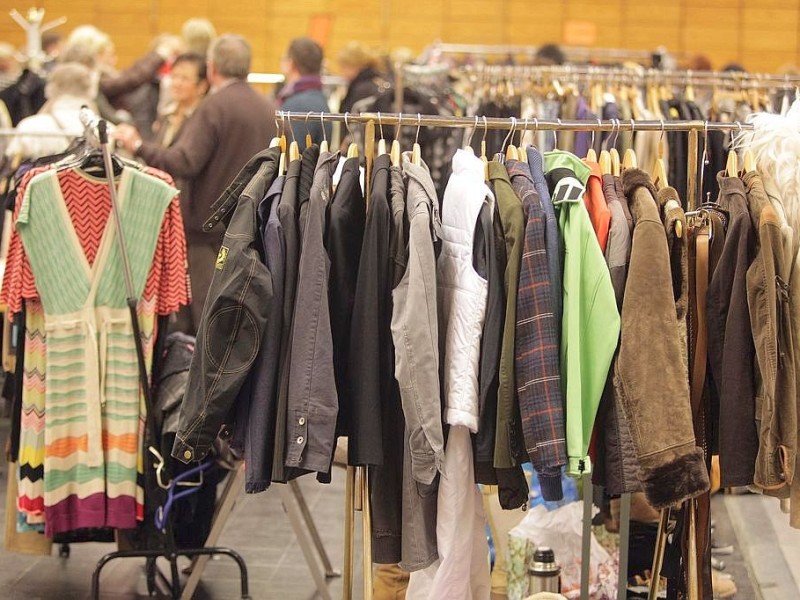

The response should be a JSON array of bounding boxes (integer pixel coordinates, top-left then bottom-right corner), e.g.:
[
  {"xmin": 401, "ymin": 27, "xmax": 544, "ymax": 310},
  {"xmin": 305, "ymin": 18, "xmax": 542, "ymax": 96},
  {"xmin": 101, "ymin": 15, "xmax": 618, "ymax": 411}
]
[{"xmin": 280, "ymin": 112, "xmax": 753, "ymax": 134}]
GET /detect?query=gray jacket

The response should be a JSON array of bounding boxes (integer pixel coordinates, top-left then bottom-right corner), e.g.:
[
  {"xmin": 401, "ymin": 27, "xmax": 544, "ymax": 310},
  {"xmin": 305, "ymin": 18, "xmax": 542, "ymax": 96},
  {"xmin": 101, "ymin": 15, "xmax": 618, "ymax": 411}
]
[{"xmin": 392, "ymin": 153, "xmax": 445, "ymax": 485}]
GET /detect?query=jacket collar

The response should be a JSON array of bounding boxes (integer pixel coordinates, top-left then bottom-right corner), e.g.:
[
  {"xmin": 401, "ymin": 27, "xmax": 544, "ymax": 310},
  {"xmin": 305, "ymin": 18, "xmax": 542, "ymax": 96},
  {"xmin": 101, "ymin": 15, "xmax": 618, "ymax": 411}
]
[
  {"xmin": 277, "ymin": 75, "xmax": 323, "ymax": 103},
  {"xmin": 258, "ymin": 174, "xmax": 285, "ymax": 226},
  {"xmin": 487, "ymin": 160, "xmax": 513, "ymax": 188},
  {"xmin": 544, "ymin": 150, "xmax": 591, "ymax": 184},
  {"xmin": 402, "ymin": 152, "xmax": 441, "ymax": 240},
  {"xmin": 716, "ymin": 171, "xmax": 747, "ymax": 202},
  {"xmin": 506, "ymin": 159, "xmax": 534, "ymax": 184},
  {"xmin": 204, "ymin": 146, "xmax": 281, "ymax": 231},
  {"xmin": 525, "ymin": 146, "xmax": 549, "ymax": 188}
]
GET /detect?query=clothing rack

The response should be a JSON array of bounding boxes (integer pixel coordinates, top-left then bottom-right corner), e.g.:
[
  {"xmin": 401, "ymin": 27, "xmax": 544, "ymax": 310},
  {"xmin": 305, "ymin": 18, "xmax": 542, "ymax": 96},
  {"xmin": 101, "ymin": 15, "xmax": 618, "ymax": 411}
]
[
  {"xmin": 280, "ymin": 110, "xmax": 745, "ymax": 600},
  {"xmin": 422, "ymin": 42, "xmax": 661, "ymax": 65},
  {"xmin": 456, "ymin": 63, "xmax": 800, "ymax": 91},
  {"xmin": 9, "ymin": 7, "xmax": 66, "ymax": 71}
]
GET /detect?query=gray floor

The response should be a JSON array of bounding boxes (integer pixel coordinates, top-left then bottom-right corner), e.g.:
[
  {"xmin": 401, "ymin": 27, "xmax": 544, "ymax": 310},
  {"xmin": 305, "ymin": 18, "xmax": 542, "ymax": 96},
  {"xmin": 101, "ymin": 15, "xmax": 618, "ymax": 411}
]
[
  {"xmin": 0, "ymin": 452, "xmax": 797, "ymax": 599},
  {"xmin": 0, "ymin": 462, "xmax": 363, "ymax": 600}
]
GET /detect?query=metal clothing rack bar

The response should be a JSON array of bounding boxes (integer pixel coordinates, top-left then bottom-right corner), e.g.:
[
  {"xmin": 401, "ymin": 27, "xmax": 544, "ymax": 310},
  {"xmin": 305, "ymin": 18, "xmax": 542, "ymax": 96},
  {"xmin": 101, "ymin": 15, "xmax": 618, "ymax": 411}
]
[
  {"xmin": 0, "ymin": 128, "xmax": 82, "ymax": 137},
  {"xmin": 281, "ymin": 111, "xmax": 754, "ymax": 133},
  {"xmin": 426, "ymin": 42, "xmax": 657, "ymax": 63},
  {"xmin": 247, "ymin": 72, "xmax": 347, "ymax": 87},
  {"xmin": 279, "ymin": 110, "xmax": 730, "ymax": 599},
  {"xmin": 456, "ymin": 63, "xmax": 800, "ymax": 87}
]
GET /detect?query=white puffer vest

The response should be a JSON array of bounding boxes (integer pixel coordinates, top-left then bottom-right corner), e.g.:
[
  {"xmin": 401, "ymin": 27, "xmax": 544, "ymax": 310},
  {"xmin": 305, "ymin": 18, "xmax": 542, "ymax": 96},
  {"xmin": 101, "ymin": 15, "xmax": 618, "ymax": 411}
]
[{"xmin": 438, "ymin": 149, "xmax": 494, "ymax": 431}]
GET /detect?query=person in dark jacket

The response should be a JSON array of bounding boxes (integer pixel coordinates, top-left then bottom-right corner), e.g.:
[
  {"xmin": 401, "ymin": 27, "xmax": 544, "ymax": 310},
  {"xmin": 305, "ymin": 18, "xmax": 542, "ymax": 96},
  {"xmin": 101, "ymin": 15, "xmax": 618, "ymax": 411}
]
[
  {"xmin": 114, "ymin": 34, "xmax": 276, "ymax": 335},
  {"xmin": 338, "ymin": 42, "xmax": 390, "ymax": 114}
]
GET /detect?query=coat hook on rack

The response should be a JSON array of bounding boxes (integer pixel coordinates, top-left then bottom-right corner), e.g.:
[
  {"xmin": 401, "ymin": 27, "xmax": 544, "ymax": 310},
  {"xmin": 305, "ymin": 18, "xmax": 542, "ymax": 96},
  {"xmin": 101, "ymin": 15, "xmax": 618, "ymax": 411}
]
[
  {"xmin": 377, "ymin": 112, "xmax": 387, "ymax": 156},
  {"xmin": 319, "ymin": 112, "xmax": 328, "ymax": 152},
  {"xmin": 465, "ymin": 115, "xmax": 479, "ymax": 150},
  {"xmin": 501, "ymin": 117, "xmax": 516, "ymax": 153},
  {"xmin": 590, "ymin": 118, "xmax": 599, "ymax": 150},
  {"xmin": 345, "ymin": 112, "xmax": 359, "ymax": 158},
  {"xmin": 390, "ymin": 114, "xmax": 401, "ymax": 166},
  {"xmin": 412, "ymin": 113, "xmax": 422, "ymax": 165},
  {"xmin": 518, "ymin": 117, "xmax": 528, "ymax": 148},
  {"xmin": 480, "ymin": 115, "xmax": 489, "ymax": 158}
]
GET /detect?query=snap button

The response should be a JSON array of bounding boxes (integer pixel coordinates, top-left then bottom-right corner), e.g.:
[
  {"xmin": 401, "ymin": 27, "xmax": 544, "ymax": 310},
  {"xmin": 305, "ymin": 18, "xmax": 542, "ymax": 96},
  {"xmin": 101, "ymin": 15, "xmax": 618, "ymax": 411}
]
[
  {"xmin": 183, "ymin": 450, "xmax": 192, "ymax": 460},
  {"xmin": 297, "ymin": 436, "xmax": 304, "ymax": 444},
  {"xmin": 298, "ymin": 417, "xmax": 306, "ymax": 425}
]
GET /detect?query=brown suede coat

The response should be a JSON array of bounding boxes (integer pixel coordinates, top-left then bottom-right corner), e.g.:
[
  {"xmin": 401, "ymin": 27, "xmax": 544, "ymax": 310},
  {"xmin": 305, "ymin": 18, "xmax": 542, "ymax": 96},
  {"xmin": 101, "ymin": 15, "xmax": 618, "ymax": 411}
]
[{"xmin": 614, "ymin": 169, "xmax": 709, "ymax": 509}]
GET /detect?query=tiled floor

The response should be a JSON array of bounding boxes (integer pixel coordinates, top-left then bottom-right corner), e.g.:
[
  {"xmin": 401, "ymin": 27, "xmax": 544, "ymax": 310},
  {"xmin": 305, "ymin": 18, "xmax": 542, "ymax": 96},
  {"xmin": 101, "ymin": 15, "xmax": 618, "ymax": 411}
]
[
  {"xmin": 0, "ymin": 462, "xmax": 363, "ymax": 600},
  {"xmin": 1, "ymin": 448, "xmax": 797, "ymax": 599}
]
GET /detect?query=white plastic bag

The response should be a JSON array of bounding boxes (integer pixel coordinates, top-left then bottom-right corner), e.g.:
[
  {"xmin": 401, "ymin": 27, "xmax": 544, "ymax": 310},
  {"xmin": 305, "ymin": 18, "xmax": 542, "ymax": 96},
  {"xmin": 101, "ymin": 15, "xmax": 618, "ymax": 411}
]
[{"xmin": 506, "ymin": 501, "xmax": 617, "ymax": 600}]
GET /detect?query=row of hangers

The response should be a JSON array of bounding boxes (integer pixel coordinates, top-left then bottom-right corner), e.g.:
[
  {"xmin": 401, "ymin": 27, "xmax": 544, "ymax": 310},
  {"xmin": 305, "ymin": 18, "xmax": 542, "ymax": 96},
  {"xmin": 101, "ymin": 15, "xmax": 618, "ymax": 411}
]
[
  {"xmin": 269, "ymin": 111, "xmax": 424, "ymax": 172},
  {"xmin": 460, "ymin": 69, "xmax": 774, "ymax": 115}
]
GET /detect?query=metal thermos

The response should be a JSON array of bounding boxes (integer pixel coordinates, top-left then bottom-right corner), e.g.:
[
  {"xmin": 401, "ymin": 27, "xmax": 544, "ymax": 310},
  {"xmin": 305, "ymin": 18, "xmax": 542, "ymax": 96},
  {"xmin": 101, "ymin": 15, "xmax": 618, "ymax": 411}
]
[{"xmin": 528, "ymin": 547, "xmax": 561, "ymax": 594}]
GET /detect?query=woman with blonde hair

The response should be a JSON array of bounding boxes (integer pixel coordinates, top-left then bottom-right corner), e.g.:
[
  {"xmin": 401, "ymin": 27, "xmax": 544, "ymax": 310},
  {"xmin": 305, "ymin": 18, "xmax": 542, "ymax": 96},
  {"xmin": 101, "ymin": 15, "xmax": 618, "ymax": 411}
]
[{"xmin": 338, "ymin": 41, "xmax": 390, "ymax": 113}]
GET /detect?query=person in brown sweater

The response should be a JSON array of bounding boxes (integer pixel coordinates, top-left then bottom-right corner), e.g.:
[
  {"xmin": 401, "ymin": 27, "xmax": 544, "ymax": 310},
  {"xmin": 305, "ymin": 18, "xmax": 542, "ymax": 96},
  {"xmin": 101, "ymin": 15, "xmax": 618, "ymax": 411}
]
[{"xmin": 115, "ymin": 34, "xmax": 276, "ymax": 334}]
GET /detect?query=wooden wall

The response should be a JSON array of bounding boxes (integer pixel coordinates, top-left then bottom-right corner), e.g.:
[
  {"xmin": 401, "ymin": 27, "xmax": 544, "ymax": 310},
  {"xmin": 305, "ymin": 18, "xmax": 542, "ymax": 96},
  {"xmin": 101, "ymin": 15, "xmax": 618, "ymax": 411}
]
[{"xmin": 1, "ymin": 1, "xmax": 798, "ymax": 75}]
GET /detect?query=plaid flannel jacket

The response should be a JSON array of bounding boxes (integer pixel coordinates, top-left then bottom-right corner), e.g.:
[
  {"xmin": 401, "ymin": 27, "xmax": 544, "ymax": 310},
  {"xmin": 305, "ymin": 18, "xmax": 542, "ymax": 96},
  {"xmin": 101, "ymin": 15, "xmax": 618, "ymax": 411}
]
[{"xmin": 508, "ymin": 160, "xmax": 566, "ymax": 501}]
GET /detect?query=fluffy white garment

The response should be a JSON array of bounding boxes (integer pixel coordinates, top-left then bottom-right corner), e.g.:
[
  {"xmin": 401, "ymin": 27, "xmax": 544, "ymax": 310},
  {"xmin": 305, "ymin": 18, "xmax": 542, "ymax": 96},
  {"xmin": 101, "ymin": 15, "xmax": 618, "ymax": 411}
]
[{"xmin": 734, "ymin": 97, "xmax": 800, "ymax": 233}]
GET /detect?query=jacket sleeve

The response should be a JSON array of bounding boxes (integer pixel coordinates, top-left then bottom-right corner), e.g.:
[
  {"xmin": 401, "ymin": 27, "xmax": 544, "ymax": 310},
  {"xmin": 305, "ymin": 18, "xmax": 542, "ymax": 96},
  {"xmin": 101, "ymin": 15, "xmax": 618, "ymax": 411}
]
[
  {"xmin": 100, "ymin": 51, "xmax": 165, "ymax": 101},
  {"xmin": 137, "ymin": 101, "xmax": 219, "ymax": 180},
  {"xmin": 171, "ymin": 171, "xmax": 273, "ymax": 464}
]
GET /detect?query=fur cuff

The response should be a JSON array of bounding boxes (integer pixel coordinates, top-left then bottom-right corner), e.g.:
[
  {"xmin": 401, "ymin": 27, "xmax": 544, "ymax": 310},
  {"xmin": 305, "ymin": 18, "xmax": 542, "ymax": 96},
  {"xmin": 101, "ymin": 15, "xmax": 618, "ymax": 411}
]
[
  {"xmin": 642, "ymin": 447, "xmax": 710, "ymax": 509},
  {"xmin": 622, "ymin": 168, "xmax": 659, "ymax": 200},
  {"xmin": 656, "ymin": 186, "xmax": 682, "ymax": 210}
]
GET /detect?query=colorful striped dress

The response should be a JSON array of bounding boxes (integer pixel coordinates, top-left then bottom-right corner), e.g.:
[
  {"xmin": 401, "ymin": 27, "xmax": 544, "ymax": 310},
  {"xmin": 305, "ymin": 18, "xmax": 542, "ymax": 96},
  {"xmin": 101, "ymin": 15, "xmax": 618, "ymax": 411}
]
[{"xmin": 4, "ymin": 166, "xmax": 187, "ymax": 536}]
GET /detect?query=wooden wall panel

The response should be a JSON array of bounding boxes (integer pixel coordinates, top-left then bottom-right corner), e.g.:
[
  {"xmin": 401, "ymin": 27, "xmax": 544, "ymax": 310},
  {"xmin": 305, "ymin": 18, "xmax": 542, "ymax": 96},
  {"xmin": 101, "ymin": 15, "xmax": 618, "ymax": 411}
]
[{"xmin": 1, "ymin": 1, "xmax": 799, "ymax": 77}]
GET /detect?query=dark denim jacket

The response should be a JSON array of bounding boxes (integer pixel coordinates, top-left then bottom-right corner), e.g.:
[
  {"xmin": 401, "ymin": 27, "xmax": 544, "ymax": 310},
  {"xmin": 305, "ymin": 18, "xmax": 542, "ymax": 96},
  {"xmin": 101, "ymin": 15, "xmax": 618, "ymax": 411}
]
[{"xmin": 172, "ymin": 147, "xmax": 280, "ymax": 464}]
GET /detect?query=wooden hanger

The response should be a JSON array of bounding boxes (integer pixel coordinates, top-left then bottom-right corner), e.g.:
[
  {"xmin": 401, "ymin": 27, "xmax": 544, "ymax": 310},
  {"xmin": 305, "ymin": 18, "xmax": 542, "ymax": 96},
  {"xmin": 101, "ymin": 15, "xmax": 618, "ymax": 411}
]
[
  {"xmin": 623, "ymin": 148, "xmax": 638, "ymax": 169},
  {"xmin": 412, "ymin": 113, "xmax": 422, "ymax": 166},
  {"xmin": 376, "ymin": 113, "xmax": 387, "ymax": 157},
  {"xmin": 289, "ymin": 139, "xmax": 300, "ymax": 162},
  {"xmin": 304, "ymin": 112, "xmax": 313, "ymax": 149},
  {"xmin": 622, "ymin": 120, "xmax": 637, "ymax": 170},
  {"xmin": 607, "ymin": 119, "xmax": 621, "ymax": 176},
  {"xmin": 390, "ymin": 114, "xmax": 401, "ymax": 167},
  {"xmin": 725, "ymin": 148, "xmax": 738, "ymax": 177},
  {"xmin": 742, "ymin": 149, "xmax": 756, "ymax": 174},
  {"xmin": 319, "ymin": 112, "xmax": 328, "ymax": 153},
  {"xmin": 276, "ymin": 111, "xmax": 287, "ymax": 175},
  {"xmin": 610, "ymin": 148, "xmax": 621, "ymax": 176},
  {"xmin": 599, "ymin": 151, "xmax": 611, "ymax": 174}
]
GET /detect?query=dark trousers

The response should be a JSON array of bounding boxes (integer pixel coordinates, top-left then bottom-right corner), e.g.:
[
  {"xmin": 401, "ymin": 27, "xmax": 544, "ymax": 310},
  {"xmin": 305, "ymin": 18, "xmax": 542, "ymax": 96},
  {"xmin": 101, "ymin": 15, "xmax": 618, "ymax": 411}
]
[{"xmin": 174, "ymin": 241, "xmax": 221, "ymax": 336}]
